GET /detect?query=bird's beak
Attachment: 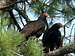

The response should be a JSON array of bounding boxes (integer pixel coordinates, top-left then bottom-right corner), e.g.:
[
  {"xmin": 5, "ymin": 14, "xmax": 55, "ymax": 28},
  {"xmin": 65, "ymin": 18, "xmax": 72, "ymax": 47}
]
[
  {"xmin": 61, "ymin": 24, "xmax": 69, "ymax": 28},
  {"xmin": 47, "ymin": 15, "xmax": 50, "ymax": 18},
  {"xmin": 64, "ymin": 24, "xmax": 69, "ymax": 28},
  {"xmin": 60, "ymin": 24, "xmax": 64, "ymax": 28}
]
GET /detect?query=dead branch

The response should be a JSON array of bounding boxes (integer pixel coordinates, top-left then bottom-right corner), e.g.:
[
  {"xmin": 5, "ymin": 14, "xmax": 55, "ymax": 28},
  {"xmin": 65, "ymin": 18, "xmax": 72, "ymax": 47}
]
[
  {"xmin": 0, "ymin": 0, "xmax": 16, "ymax": 10},
  {"xmin": 45, "ymin": 44, "xmax": 75, "ymax": 56},
  {"xmin": 0, "ymin": 0, "xmax": 30, "ymax": 10}
]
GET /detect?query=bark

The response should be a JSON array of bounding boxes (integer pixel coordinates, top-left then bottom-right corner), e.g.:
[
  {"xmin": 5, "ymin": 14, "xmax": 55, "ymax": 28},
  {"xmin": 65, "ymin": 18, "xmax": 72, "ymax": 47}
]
[
  {"xmin": 0, "ymin": 0, "xmax": 16, "ymax": 10},
  {"xmin": 45, "ymin": 44, "xmax": 75, "ymax": 56}
]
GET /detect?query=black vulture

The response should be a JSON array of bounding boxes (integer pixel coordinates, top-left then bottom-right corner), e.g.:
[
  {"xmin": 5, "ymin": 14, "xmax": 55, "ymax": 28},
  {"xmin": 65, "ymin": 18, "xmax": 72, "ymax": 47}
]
[{"xmin": 42, "ymin": 23, "xmax": 63, "ymax": 53}]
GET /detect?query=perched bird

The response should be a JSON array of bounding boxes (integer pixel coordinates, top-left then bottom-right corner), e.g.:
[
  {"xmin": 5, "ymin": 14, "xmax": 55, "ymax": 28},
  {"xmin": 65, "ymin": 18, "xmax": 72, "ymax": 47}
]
[
  {"xmin": 21, "ymin": 12, "xmax": 49, "ymax": 40},
  {"xmin": 42, "ymin": 23, "xmax": 63, "ymax": 53}
]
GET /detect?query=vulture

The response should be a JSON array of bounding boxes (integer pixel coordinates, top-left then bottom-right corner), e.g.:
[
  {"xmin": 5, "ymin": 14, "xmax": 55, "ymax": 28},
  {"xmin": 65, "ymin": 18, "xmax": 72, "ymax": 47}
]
[
  {"xmin": 21, "ymin": 12, "xmax": 49, "ymax": 40},
  {"xmin": 42, "ymin": 23, "xmax": 63, "ymax": 53}
]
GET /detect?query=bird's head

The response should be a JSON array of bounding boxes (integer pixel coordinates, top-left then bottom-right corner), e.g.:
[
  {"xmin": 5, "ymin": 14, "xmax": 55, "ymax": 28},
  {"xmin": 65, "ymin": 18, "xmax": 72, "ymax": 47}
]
[
  {"xmin": 56, "ymin": 23, "xmax": 64, "ymax": 28},
  {"xmin": 51, "ymin": 23, "xmax": 64, "ymax": 29},
  {"xmin": 40, "ymin": 10, "xmax": 49, "ymax": 17},
  {"xmin": 42, "ymin": 12, "xmax": 49, "ymax": 17}
]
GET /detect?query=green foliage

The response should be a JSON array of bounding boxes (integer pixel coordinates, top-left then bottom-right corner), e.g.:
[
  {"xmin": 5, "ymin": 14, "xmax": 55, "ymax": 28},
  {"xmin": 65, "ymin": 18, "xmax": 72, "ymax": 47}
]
[
  {"xmin": 0, "ymin": 30, "xmax": 23, "ymax": 56},
  {"xmin": 63, "ymin": 4, "xmax": 74, "ymax": 18},
  {"xmin": 0, "ymin": 10, "xmax": 44, "ymax": 56},
  {"xmin": 0, "ymin": 18, "xmax": 10, "ymax": 26},
  {"xmin": 20, "ymin": 37, "xmax": 44, "ymax": 56},
  {"xmin": 0, "ymin": 30, "xmax": 44, "ymax": 56},
  {"xmin": 0, "ymin": 11, "xmax": 14, "ymax": 30},
  {"xmin": 31, "ymin": 1, "xmax": 45, "ymax": 14}
]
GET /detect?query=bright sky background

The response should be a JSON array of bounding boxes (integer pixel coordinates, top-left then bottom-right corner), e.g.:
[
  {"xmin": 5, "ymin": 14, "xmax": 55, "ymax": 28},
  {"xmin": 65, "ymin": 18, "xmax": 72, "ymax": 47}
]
[
  {"xmin": 13, "ymin": 0, "xmax": 75, "ymax": 37},
  {"xmin": 13, "ymin": 0, "xmax": 75, "ymax": 45},
  {"xmin": 27, "ymin": 9, "xmax": 75, "ymax": 36},
  {"xmin": 13, "ymin": 6, "xmax": 75, "ymax": 37}
]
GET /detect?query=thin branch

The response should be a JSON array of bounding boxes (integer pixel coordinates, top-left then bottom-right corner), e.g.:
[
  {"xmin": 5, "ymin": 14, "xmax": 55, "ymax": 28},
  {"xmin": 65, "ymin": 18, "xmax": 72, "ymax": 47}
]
[
  {"xmin": 19, "ymin": 15, "xmax": 25, "ymax": 26},
  {"xmin": 65, "ymin": 17, "xmax": 75, "ymax": 26},
  {"xmin": 8, "ymin": 9, "xmax": 21, "ymax": 31},
  {"xmin": 14, "ymin": 8, "xmax": 30, "ymax": 23},
  {"xmin": 70, "ymin": 24, "xmax": 75, "ymax": 37}
]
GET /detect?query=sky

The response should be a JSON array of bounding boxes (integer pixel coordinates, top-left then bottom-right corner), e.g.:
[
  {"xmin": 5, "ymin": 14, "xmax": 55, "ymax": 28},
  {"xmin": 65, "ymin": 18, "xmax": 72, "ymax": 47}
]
[
  {"xmin": 14, "ymin": 0, "xmax": 75, "ymax": 37},
  {"xmin": 13, "ymin": 5, "xmax": 75, "ymax": 37},
  {"xmin": 13, "ymin": 0, "xmax": 75, "ymax": 45},
  {"xmin": 26, "ymin": 9, "xmax": 75, "ymax": 36}
]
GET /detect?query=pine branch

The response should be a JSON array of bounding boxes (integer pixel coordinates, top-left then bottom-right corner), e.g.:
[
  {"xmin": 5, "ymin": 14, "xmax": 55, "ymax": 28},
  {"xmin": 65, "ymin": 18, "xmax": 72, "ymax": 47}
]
[{"xmin": 14, "ymin": 8, "xmax": 30, "ymax": 23}]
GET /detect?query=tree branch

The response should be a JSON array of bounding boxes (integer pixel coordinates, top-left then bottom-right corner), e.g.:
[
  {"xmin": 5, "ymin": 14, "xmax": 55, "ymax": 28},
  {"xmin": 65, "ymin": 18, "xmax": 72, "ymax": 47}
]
[
  {"xmin": 14, "ymin": 8, "xmax": 30, "ymax": 23},
  {"xmin": 0, "ymin": 0, "xmax": 30, "ymax": 10},
  {"xmin": 8, "ymin": 9, "xmax": 21, "ymax": 31},
  {"xmin": 45, "ymin": 44, "xmax": 75, "ymax": 56},
  {"xmin": 65, "ymin": 17, "xmax": 75, "ymax": 26}
]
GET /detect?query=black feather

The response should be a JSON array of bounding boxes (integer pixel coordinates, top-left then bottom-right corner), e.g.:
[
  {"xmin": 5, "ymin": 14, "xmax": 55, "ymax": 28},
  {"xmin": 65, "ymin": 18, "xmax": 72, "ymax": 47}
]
[{"xmin": 42, "ymin": 23, "xmax": 63, "ymax": 53}]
